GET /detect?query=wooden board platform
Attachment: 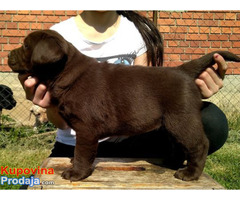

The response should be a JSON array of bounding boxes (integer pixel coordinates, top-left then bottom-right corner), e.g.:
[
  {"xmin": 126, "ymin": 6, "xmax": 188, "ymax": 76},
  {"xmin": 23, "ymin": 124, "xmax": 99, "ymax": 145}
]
[{"xmin": 29, "ymin": 157, "xmax": 224, "ymax": 190}]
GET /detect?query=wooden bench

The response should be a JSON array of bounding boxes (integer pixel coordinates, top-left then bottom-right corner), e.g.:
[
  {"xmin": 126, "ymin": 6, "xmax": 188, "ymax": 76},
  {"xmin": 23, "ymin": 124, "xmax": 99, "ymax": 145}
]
[{"xmin": 29, "ymin": 157, "xmax": 224, "ymax": 190}]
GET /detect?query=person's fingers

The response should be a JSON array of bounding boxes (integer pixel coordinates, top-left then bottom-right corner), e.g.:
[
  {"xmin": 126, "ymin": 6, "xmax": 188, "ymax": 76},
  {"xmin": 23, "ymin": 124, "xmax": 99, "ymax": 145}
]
[
  {"xmin": 213, "ymin": 53, "xmax": 228, "ymax": 80},
  {"xmin": 32, "ymin": 84, "xmax": 51, "ymax": 108}
]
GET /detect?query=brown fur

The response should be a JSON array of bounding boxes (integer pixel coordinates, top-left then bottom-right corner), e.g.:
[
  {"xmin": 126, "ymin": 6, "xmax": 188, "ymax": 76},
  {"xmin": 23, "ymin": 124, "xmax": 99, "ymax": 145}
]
[{"xmin": 8, "ymin": 30, "xmax": 240, "ymax": 181}]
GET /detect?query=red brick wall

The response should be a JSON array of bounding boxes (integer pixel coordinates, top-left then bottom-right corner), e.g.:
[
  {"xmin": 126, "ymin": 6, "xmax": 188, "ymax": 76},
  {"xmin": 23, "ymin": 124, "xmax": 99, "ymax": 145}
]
[
  {"xmin": 1, "ymin": 10, "xmax": 240, "ymax": 74},
  {"xmin": 157, "ymin": 11, "xmax": 240, "ymax": 74}
]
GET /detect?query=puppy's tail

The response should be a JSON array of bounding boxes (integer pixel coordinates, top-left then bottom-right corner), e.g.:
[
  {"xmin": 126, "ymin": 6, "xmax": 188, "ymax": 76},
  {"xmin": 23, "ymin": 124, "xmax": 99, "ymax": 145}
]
[{"xmin": 178, "ymin": 51, "xmax": 240, "ymax": 79}]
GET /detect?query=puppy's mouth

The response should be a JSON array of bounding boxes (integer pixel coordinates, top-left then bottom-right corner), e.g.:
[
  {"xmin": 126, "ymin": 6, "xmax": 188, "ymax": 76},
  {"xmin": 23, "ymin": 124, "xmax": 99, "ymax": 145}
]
[{"xmin": 8, "ymin": 62, "xmax": 31, "ymax": 74}]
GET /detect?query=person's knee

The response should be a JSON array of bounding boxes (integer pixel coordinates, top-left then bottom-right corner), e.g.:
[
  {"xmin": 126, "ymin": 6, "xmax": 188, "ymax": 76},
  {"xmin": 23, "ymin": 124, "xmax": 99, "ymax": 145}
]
[{"xmin": 201, "ymin": 102, "xmax": 229, "ymax": 155}]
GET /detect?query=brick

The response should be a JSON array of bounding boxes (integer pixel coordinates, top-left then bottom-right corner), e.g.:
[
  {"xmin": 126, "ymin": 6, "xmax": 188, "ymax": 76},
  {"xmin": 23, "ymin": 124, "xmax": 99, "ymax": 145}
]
[
  {"xmin": 198, "ymin": 20, "xmax": 218, "ymax": 27},
  {"xmin": 176, "ymin": 19, "xmax": 197, "ymax": 26},
  {"xmin": 233, "ymin": 28, "xmax": 240, "ymax": 34},
  {"xmin": 9, "ymin": 37, "xmax": 21, "ymax": 44},
  {"xmin": 37, "ymin": 16, "xmax": 60, "ymax": 23},
  {"xmin": 157, "ymin": 19, "xmax": 175, "ymax": 26},
  {"xmin": 199, "ymin": 27, "xmax": 210, "ymax": 34},
  {"xmin": 185, "ymin": 48, "xmax": 206, "ymax": 54},
  {"xmin": 18, "ymin": 22, "xmax": 30, "ymax": 29},
  {"xmin": 188, "ymin": 27, "xmax": 199, "ymax": 34},
  {"xmin": 164, "ymin": 47, "xmax": 184, "ymax": 54},
  {"xmin": 159, "ymin": 26, "xmax": 170, "ymax": 33},
  {"xmin": 3, "ymin": 58, "xmax": 9, "ymax": 65},
  {"xmin": 0, "ymin": 52, "xmax": 8, "ymax": 57},
  {"xmin": 230, "ymin": 34, "xmax": 240, "ymax": 41},
  {"xmin": 43, "ymin": 23, "xmax": 55, "ymax": 29},
  {"xmin": 4, "ymin": 11, "xmax": 17, "ymax": 14},
  {"xmin": 42, "ymin": 10, "xmax": 55, "ymax": 15},
  {"xmin": 0, "ymin": 37, "xmax": 8, "ymax": 43},
  {"xmin": 18, "ymin": 10, "xmax": 30, "ymax": 15},
  {"xmin": 208, "ymin": 34, "xmax": 229, "ymax": 41},
  {"xmin": 200, "ymin": 41, "xmax": 211, "ymax": 47},
  {"xmin": 12, "ymin": 15, "xmax": 36, "ymax": 22},
  {"xmin": 220, "ymin": 20, "xmax": 240, "ymax": 27},
  {"xmin": 60, "ymin": 16, "xmax": 70, "ymax": 22},
  {"xmin": 211, "ymin": 41, "xmax": 221, "ymax": 48},
  {"xmin": 6, "ymin": 22, "xmax": 18, "ymax": 29},
  {"xmin": 164, "ymin": 33, "xmax": 186, "ymax": 40},
  {"xmin": 179, "ymin": 41, "xmax": 190, "ymax": 47},
  {"xmin": 0, "ymin": 14, "xmax": 12, "ymax": 21},
  {"xmin": 171, "ymin": 12, "xmax": 182, "ymax": 19},
  {"xmin": 206, "ymin": 48, "xmax": 228, "ymax": 53},
  {"xmin": 169, "ymin": 48, "xmax": 184, "ymax": 54},
  {"xmin": 182, "ymin": 12, "xmax": 193, "ymax": 19},
  {"xmin": 66, "ymin": 10, "xmax": 80, "ymax": 16},
  {"xmin": 31, "ymin": 23, "xmax": 42, "ymax": 30},
  {"xmin": 222, "ymin": 27, "xmax": 232, "ymax": 34},
  {"xmin": 3, "ymin": 44, "xmax": 21, "ymax": 51},
  {"xmin": 168, "ymin": 54, "xmax": 180, "ymax": 61},
  {"xmin": 168, "ymin": 41, "xmax": 179, "ymax": 47},
  {"xmin": 192, "ymin": 54, "xmax": 204, "ymax": 60},
  {"xmin": 211, "ymin": 27, "xmax": 221, "ymax": 34},
  {"xmin": 186, "ymin": 34, "xmax": 208, "ymax": 41},
  {"xmin": 193, "ymin": 12, "xmax": 203, "ymax": 19},
  {"xmin": 159, "ymin": 11, "xmax": 170, "ymax": 19},
  {"xmin": 0, "ymin": 22, "xmax": 5, "ymax": 28},
  {"xmin": 231, "ymin": 69, "xmax": 240, "ymax": 75},
  {"xmin": 214, "ymin": 13, "xmax": 225, "ymax": 20},
  {"xmin": 190, "ymin": 41, "xmax": 200, "ymax": 47},
  {"xmin": 30, "ymin": 11, "xmax": 42, "ymax": 15},
  {"xmin": 180, "ymin": 54, "xmax": 191, "ymax": 61},
  {"xmin": 2, "ymin": 30, "xmax": 26, "ymax": 37},
  {"xmin": 225, "ymin": 13, "xmax": 236, "ymax": 20},
  {"xmin": 163, "ymin": 60, "xmax": 183, "ymax": 67},
  {"xmin": 204, "ymin": 13, "xmax": 214, "ymax": 20},
  {"xmin": 221, "ymin": 41, "xmax": 232, "ymax": 48},
  {"xmin": 0, "ymin": 65, "xmax": 12, "ymax": 72},
  {"xmin": 55, "ymin": 11, "xmax": 66, "ymax": 16},
  {"xmin": 232, "ymin": 42, "xmax": 240, "ymax": 47},
  {"xmin": 170, "ymin": 26, "xmax": 188, "ymax": 33},
  {"xmin": 227, "ymin": 62, "xmax": 240, "ymax": 69}
]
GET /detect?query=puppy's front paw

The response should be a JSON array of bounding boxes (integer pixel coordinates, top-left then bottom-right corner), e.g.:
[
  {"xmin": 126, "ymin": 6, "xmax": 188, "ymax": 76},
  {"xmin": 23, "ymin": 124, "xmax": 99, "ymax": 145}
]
[
  {"xmin": 174, "ymin": 167, "xmax": 200, "ymax": 181},
  {"xmin": 61, "ymin": 168, "xmax": 92, "ymax": 181}
]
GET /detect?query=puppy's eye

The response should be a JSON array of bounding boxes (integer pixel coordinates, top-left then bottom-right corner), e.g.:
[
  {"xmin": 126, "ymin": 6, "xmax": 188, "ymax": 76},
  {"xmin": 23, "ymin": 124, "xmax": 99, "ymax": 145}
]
[{"xmin": 23, "ymin": 44, "xmax": 29, "ymax": 49}]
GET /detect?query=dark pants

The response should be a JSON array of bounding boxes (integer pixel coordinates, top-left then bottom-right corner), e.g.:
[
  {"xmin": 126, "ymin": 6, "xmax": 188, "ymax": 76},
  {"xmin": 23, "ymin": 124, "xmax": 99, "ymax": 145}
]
[{"xmin": 49, "ymin": 102, "xmax": 229, "ymax": 158}]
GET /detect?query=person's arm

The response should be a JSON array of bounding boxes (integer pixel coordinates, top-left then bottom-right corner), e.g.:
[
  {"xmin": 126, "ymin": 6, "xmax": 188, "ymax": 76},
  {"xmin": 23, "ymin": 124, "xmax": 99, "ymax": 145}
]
[
  {"xmin": 18, "ymin": 74, "xmax": 69, "ymax": 129},
  {"xmin": 134, "ymin": 52, "xmax": 148, "ymax": 66}
]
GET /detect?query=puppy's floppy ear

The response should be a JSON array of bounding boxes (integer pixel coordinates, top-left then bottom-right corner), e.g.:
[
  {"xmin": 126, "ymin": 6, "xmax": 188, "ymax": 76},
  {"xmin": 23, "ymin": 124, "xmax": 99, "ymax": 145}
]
[
  {"xmin": 31, "ymin": 36, "xmax": 68, "ymax": 80},
  {"xmin": 31, "ymin": 36, "xmax": 67, "ymax": 65}
]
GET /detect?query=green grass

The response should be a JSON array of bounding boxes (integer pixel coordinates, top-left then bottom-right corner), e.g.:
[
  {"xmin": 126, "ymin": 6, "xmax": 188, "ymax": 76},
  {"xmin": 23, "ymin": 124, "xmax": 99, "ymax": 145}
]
[
  {"xmin": 204, "ymin": 130, "xmax": 240, "ymax": 189},
  {"xmin": 0, "ymin": 114, "xmax": 239, "ymax": 189},
  {"xmin": 0, "ymin": 115, "xmax": 56, "ymax": 189}
]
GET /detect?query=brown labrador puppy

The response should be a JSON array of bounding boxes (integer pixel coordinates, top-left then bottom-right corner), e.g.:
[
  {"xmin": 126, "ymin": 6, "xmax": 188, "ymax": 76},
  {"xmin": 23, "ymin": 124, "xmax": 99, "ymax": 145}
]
[{"xmin": 8, "ymin": 30, "xmax": 240, "ymax": 181}]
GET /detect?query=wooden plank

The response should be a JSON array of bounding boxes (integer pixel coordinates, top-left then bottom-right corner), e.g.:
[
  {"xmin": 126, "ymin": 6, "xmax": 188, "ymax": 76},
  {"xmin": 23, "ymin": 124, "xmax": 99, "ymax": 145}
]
[{"xmin": 29, "ymin": 157, "xmax": 224, "ymax": 190}]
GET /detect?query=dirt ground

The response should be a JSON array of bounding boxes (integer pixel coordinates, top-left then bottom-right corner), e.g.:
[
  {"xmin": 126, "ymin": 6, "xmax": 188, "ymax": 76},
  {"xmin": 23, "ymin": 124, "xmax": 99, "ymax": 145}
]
[{"xmin": 1, "ymin": 72, "xmax": 240, "ymax": 126}]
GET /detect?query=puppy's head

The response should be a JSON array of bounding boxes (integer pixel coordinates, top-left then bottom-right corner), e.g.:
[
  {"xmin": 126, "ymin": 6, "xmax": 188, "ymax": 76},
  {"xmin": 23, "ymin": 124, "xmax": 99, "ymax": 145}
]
[
  {"xmin": 0, "ymin": 85, "xmax": 17, "ymax": 111},
  {"xmin": 8, "ymin": 30, "xmax": 69, "ymax": 80},
  {"xmin": 30, "ymin": 105, "xmax": 48, "ymax": 124}
]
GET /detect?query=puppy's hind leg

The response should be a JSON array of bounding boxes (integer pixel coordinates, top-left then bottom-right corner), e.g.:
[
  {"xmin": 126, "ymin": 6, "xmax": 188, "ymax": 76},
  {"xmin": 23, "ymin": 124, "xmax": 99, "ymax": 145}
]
[{"xmin": 165, "ymin": 113, "xmax": 209, "ymax": 181}]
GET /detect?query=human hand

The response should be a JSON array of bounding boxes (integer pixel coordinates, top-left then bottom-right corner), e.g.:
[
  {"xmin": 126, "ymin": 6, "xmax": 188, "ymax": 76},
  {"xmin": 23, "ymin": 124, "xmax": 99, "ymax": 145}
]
[
  {"xmin": 18, "ymin": 74, "xmax": 51, "ymax": 108},
  {"xmin": 195, "ymin": 53, "xmax": 228, "ymax": 99},
  {"xmin": 18, "ymin": 74, "xmax": 69, "ymax": 129}
]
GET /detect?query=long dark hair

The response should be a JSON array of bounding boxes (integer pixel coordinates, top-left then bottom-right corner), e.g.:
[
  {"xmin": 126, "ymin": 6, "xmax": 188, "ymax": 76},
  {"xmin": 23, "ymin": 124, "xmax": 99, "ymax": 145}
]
[{"xmin": 117, "ymin": 11, "xmax": 163, "ymax": 67}]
